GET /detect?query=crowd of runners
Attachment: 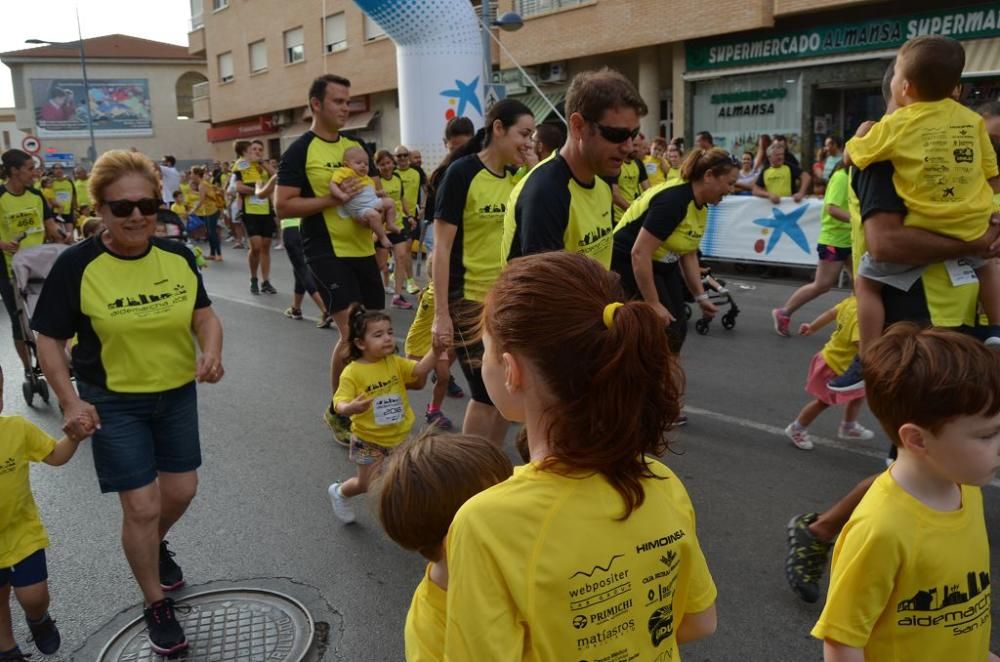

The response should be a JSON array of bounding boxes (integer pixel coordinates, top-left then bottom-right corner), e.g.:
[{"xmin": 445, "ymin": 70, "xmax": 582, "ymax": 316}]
[{"xmin": 1, "ymin": 33, "xmax": 999, "ymax": 662}]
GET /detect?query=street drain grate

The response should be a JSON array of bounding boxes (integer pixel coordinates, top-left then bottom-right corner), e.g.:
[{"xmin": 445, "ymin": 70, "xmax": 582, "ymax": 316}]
[{"xmin": 97, "ymin": 588, "xmax": 314, "ymax": 661}]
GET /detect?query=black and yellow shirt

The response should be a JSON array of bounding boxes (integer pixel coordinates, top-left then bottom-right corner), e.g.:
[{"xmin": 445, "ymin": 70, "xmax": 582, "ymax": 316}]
[
  {"xmin": 436, "ymin": 154, "xmax": 517, "ymax": 303},
  {"xmin": 397, "ymin": 167, "xmax": 422, "ymax": 217},
  {"xmin": 278, "ymin": 130, "xmax": 374, "ymax": 260},
  {"xmin": 232, "ymin": 162, "xmax": 271, "ymax": 216},
  {"xmin": 609, "ymin": 157, "xmax": 648, "ymax": 224},
  {"xmin": 380, "ymin": 172, "xmax": 406, "ymax": 220},
  {"xmin": 613, "ymin": 180, "xmax": 706, "ymax": 264},
  {"xmin": 31, "ymin": 235, "xmax": 211, "ymax": 393},
  {"xmin": 0, "ymin": 186, "xmax": 52, "ymax": 277},
  {"xmin": 756, "ymin": 162, "xmax": 803, "ymax": 197},
  {"xmin": 503, "ymin": 154, "xmax": 614, "ymax": 269}
]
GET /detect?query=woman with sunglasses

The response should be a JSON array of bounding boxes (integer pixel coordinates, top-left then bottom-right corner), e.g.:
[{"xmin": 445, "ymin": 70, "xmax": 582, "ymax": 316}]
[
  {"xmin": 611, "ymin": 148, "xmax": 738, "ymax": 353},
  {"xmin": 31, "ymin": 150, "xmax": 224, "ymax": 657}
]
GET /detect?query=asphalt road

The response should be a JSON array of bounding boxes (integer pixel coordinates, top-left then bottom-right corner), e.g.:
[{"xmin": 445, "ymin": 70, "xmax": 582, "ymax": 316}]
[{"xmin": 5, "ymin": 247, "xmax": 998, "ymax": 661}]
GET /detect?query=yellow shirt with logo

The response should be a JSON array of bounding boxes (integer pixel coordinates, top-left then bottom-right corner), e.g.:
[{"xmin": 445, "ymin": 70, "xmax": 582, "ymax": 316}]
[
  {"xmin": 820, "ymin": 296, "xmax": 859, "ymax": 375},
  {"xmin": 333, "ymin": 354, "xmax": 417, "ymax": 446},
  {"xmin": 0, "ymin": 186, "xmax": 51, "ymax": 276},
  {"xmin": 643, "ymin": 155, "xmax": 666, "ymax": 187},
  {"xmin": 379, "ymin": 172, "xmax": 406, "ymax": 219},
  {"xmin": 277, "ymin": 131, "xmax": 375, "ymax": 259},
  {"xmin": 612, "ymin": 158, "xmax": 649, "ymax": 224},
  {"xmin": 613, "ymin": 180, "xmax": 707, "ymax": 263},
  {"xmin": 757, "ymin": 163, "xmax": 801, "ymax": 197},
  {"xmin": 331, "ymin": 166, "xmax": 374, "ymax": 190},
  {"xmin": 398, "ymin": 167, "xmax": 422, "ymax": 217},
  {"xmin": 405, "ymin": 564, "xmax": 447, "ymax": 662},
  {"xmin": 503, "ymin": 153, "xmax": 614, "ymax": 269},
  {"xmin": 436, "ymin": 154, "xmax": 516, "ymax": 302},
  {"xmin": 848, "ymin": 99, "xmax": 998, "ymax": 242},
  {"xmin": 31, "ymin": 236, "xmax": 212, "ymax": 393},
  {"xmin": 51, "ymin": 179, "xmax": 74, "ymax": 214},
  {"xmin": 74, "ymin": 179, "xmax": 91, "ymax": 209},
  {"xmin": 445, "ymin": 459, "xmax": 717, "ymax": 661},
  {"xmin": 813, "ymin": 470, "xmax": 991, "ymax": 661},
  {"xmin": 0, "ymin": 416, "xmax": 56, "ymax": 568},
  {"xmin": 233, "ymin": 162, "xmax": 271, "ymax": 215}
]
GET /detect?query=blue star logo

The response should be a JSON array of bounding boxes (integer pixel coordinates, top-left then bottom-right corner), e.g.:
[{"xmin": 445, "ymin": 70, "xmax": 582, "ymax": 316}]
[
  {"xmin": 753, "ymin": 205, "xmax": 810, "ymax": 254},
  {"xmin": 440, "ymin": 76, "xmax": 482, "ymax": 118}
]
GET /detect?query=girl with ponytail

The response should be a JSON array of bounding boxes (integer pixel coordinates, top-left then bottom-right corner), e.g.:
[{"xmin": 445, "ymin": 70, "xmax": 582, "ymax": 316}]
[{"xmin": 444, "ymin": 251, "xmax": 718, "ymax": 661}]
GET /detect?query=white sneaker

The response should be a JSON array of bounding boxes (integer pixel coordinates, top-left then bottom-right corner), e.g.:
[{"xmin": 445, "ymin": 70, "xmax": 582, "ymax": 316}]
[
  {"xmin": 328, "ymin": 482, "xmax": 356, "ymax": 523},
  {"xmin": 838, "ymin": 423, "xmax": 875, "ymax": 440},
  {"xmin": 986, "ymin": 336, "xmax": 1000, "ymax": 347},
  {"xmin": 274, "ymin": 243, "xmax": 284, "ymax": 251},
  {"xmin": 784, "ymin": 423, "xmax": 814, "ymax": 450},
  {"xmin": 384, "ymin": 285, "xmax": 395, "ymax": 294}
]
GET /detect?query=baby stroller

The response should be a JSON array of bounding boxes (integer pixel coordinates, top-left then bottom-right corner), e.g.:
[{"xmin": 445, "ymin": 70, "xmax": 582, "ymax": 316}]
[
  {"xmin": 159, "ymin": 208, "xmax": 188, "ymax": 241},
  {"xmin": 685, "ymin": 265, "xmax": 741, "ymax": 335},
  {"xmin": 11, "ymin": 243, "xmax": 70, "ymax": 406}
]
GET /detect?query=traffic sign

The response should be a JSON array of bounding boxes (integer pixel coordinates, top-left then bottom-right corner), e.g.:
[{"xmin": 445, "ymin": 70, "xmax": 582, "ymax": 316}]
[
  {"xmin": 22, "ymin": 136, "xmax": 41, "ymax": 153},
  {"xmin": 484, "ymin": 84, "xmax": 507, "ymax": 111}
]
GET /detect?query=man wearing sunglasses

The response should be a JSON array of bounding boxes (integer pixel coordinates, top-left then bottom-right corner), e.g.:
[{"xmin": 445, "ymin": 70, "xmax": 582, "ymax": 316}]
[{"xmin": 503, "ymin": 68, "xmax": 647, "ymax": 269}]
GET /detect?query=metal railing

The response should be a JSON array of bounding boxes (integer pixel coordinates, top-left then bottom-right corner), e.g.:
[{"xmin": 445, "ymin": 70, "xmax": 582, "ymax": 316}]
[{"xmin": 192, "ymin": 81, "xmax": 210, "ymax": 100}]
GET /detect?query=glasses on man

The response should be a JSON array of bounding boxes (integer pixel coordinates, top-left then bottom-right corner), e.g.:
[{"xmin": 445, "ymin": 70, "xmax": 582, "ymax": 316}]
[
  {"xmin": 105, "ymin": 198, "xmax": 161, "ymax": 217},
  {"xmin": 394, "ymin": 152, "xmax": 410, "ymax": 158},
  {"xmin": 589, "ymin": 121, "xmax": 641, "ymax": 144}
]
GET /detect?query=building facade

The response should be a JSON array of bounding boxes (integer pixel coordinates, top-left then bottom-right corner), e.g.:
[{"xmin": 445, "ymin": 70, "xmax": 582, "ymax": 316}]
[
  {"xmin": 0, "ymin": 108, "xmax": 30, "ymax": 154},
  {"xmin": 1, "ymin": 34, "xmax": 209, "ymax": 169}
]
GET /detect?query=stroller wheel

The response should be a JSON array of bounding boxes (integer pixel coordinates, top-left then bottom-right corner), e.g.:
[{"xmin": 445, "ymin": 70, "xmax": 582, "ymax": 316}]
[
  {"xmin": 695, "ymin": 318, "xmax": 710, "ymax": 335},
  {"xmin": 722, "ymin": 313, "xmax": 736, "ymax": 330},
  {"xmin": 37, "ymin": 379, "xmax": 50, "ymax": 404},
  {"xmin": 22, "ymin": 380, "xmax": 34, "ymax": 407},
  {"xmin": 684, "ymin": 304, "xmax": 692, "ymax": 320}
]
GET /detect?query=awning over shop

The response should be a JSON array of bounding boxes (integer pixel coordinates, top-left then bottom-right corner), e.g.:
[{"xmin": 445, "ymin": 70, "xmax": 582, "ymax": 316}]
[
  {"xmin": 963, "ymin": 37, "xmax": 1000, "ymax": 77},
  {"xmin": 516, "ymin": 91, "xmax": 566, "ymax": 122},
  {"xmin": 341, "ymin": 110, "xmax": 381, "ymax": 132},
  {"xmin": 683, "ymin": 50, "xmax": 896, "ymax": 81}
]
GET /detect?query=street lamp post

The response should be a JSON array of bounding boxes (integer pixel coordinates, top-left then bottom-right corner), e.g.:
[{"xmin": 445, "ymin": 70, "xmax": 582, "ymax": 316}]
[
  {"xmin": 480, "ymin": 5, "xmax": 524, "ymax": 106},
  {"xmin": 25, "ymin": 36, "xmax": 98, "ymax": 166}
]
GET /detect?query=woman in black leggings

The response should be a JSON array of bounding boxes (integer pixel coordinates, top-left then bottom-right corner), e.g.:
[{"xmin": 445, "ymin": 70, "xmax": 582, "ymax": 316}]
[{"xmin": 280, "ymin": 217, "xmax": 331, "ymax": 327}]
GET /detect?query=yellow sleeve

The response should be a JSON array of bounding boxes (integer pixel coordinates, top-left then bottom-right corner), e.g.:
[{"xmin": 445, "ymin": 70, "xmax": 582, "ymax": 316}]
[
  {"xmin": 979, "ymin": 120, "xmax": 999, "ymax": 180},
  {"xmin": 22, "ymin": 418, "xmax": 56, "ymax": 462},
  {"xmin": 846, "ymin": 118, "xmax": 899, "ymax": 171},
  {"xmin": 396, "ymin": 355, "xmax": 418, "ymax": 386},
  {"xmin": 331, "ymin": 168, "xmax": 351, "ymax": 185},
  {"xmin": 444, "ymin": 505, "xmax": 525, "ymax": 662},
  {"xmin": 811, "ymin": 516, "xmax": 901, "ymax": 648},
  {"xmin": 333, "ymin": 365, "xmax": 359, "ymax": 405}
]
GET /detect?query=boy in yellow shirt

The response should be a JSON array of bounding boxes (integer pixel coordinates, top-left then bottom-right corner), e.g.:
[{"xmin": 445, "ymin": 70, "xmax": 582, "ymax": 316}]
[
  {"xmin": 328, "ymin": 146, "xmax": 400, "ymax": 249},
  {"xmin": 0, "ymin": 367, "xmax": 87, "ymax": 659},
  {"xmin": 169, "ymin": 190, "xmax": 189, "ymax": 223},
  {"xmin": 378, "ymin": 432, "xmax": 513, "ymax": 662},
  {"xmin": 813, "ymin": 325, "xmax": 1000, "ymax": 662},
  {"xmin": 842, "ymin": 36, "xmax": 1000, "ymax": 389}
]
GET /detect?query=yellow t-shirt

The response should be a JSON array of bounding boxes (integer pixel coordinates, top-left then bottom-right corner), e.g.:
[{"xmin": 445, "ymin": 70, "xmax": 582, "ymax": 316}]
[
  {"xmin": 194, "ymin": 183, "xmax": 219, "ymax": 216},
  {"xmin": 398, "ymin": 167, "xmax": 422, "ymax": 216},
  {"xmin": 74, "ymin": 179, "xmax": 91, "ymax": 209},
  {"xmin": 848, "ymin": 99, "xmax": 998, "ymax": 242},
  {"xmin": 170, "ymin": 202, "xmax": 188, "ymax": 217},
  {"xmin": 41, "ymin": 186, "xmax": 58, "ymax": 211},
  {"xmin": 405, "ymin": 564, "xmax": 447, "ymax": 662},
  {"xmin": 665, "ymin": 166, "xmax": 682, "ymax": 183},
  {"xmin": 0, "ymin": 186, "xmax": 50, "ymax": 276},
  {"xmin": 812, "ymin": 470, "xmax": 991, "ymax": 661},
  {"xmin": 445, "ymin": 459, "xmax": 717, "ymax": 661},
  {"xmin": 51, "ymin": 179, "xmax": 74, "ymax": 214},
  {"xmin": 331, "ymin": 166, "xmax": 374, "ymax": 190},
  {"xmin": 233, "ymin": 163, "xmax": 271, "ymax": 215},
  {"xmin": 613, "ymin": 180, "xmax": 707, "ymax": 263},
  {"xmin": 0, "ymin": 415, "xmax": 56, "ymax": 567},
  {"xmin": 820, "ymin": 296, "xmax": 859, "ymax": 375},
  {"xmin": 760, "ymin": 164, "xmax": 795, "ymax": 197},
  {"xmin": 612, "ymin": 158, "xmax": 648, "ymax": 224},
  {"xmin": 333, "ymin": 354, "xmax": 417, "ymax": 446},
  {"xmin": 643, "ymin": 156, "xmax": 666, "ymax": 187},
  {"xmin": 379, "ymin": 172, "xmax": 406, "ymax": 219},
  {"xmin": 404, "ymin": 284, "xmax": 434, "ymax": 358}
]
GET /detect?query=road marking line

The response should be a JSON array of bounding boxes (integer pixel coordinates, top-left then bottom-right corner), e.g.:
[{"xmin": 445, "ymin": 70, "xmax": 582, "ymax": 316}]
[
  {"xmin": 208, "ymin": 291, "xmax": 328, "ymax": 324},
  {"xmin": 683, "ymin": 405, "xmax": 1000, "ymax": 490}
]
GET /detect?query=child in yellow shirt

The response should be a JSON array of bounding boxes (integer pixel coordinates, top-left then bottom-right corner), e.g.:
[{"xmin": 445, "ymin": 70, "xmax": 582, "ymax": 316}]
[
  {"xmin": 329, "ymin": 146, "xmax": 400, "ymax": 249},
  {"xmin": 327, "ymin": 304, "xmax": 442, "ymax": 523},
  {"xmin": 844, "ymin": 36, "xmax": 1000, "ymax": 380},
  {"xmin": 813, "ymin": 325, "xmax": 1000, "ymax": 662},
  {"xmin": 378, "ymin": 432, "xmax": 513, "ymax": 662},
  {"xmin": 169, "ymin": 190, "xmax": 189, "ymax": 223}
]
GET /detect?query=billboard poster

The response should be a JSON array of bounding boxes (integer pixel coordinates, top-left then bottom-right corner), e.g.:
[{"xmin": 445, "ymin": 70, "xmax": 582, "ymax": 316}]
[{"xmin": 31, "ymin": 78, "xmax": 153, "ymax": 137}]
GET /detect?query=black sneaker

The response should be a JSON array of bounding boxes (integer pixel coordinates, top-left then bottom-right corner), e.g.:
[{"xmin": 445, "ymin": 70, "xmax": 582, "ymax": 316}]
[
  {"xmin": 26, "ymin": 611, "xmax": 60, "ymax": 654},
  {"xmin": 785, "ymin": 513, "xmax": 833, "ymax": 603},
  {"xmin": 0, "ymin": 646, "xmax": 30, "ymax": 661},
  {"xmin": 143, "ymin": 598, "xmax": 189, "ymax": 656},
  {"xmin": 261, "ymin": 280, "xmax": 277, "ymax": 294},
  {"xmin": 827, "ymin": 356, "xmax": 864, "ymax": 392},
  {"xmin": 446, "ymin": 375, "xmax": 465, "ymax": 399},
  {"xmin": 159, "ymin": 540, "xmax": 185, "ymax": 591},
  {"xmin": 250, "ymin": 278, "xmax": 260, "ymax": 295}
]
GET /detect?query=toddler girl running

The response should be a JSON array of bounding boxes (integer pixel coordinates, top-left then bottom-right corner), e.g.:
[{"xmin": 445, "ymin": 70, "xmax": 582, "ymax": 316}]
[{"xmin": 329, "ymin": 146, "xmax": 401, "ymax": 249}]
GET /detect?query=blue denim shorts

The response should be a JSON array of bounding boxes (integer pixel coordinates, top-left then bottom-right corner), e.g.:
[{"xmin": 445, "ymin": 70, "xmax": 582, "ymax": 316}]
[
  {"xmin": 0, "ymin": 549, "xmax": 48, "ymax": 588},
  {"xmin": 77, "ymin": 381, "xmax": 202, "ymax": 493}
]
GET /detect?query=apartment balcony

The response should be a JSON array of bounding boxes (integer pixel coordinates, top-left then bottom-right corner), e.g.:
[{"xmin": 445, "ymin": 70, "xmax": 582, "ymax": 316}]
[{"xmin": 193, "ymin": 81, "xmax": 211, "ymax": 122}]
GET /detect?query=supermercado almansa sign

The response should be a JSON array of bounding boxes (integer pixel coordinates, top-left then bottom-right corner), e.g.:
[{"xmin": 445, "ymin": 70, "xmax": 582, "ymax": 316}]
[{"xmin": 687, "ymin": 3, "xmax": 1000, "ymax": 71}]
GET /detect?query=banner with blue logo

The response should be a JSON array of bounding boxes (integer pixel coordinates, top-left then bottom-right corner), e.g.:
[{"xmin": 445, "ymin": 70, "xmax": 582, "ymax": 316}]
[{"xmin": 702, "ymin": 196, "xmax": 824, "ymax": 266}]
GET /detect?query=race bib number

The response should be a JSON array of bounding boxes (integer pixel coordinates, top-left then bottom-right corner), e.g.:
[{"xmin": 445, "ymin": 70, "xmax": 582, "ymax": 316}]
[
  {"xmin": 944, "ymin": 258, "xmax": 979, "ymax": 287},
  {"xmin": 373, "ymin": 395, "xmax": 404, "ymax": 426},
  {"xmin": 56, "ymin": 191, "xmax": 72, "ymax": 204},
  {"xmin": 249, "ymin": 195, "xmax": 267, "ymax": 207}
]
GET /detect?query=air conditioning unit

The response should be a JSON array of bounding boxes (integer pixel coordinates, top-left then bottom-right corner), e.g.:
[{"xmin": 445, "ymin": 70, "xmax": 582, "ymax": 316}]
[
  {"xmin": 273, "ymin": 111, "xmax": 292, "ymax": 127},
  {"xmin": 537, "ymin": 62, "xmax": 567, "ymax": 84}
]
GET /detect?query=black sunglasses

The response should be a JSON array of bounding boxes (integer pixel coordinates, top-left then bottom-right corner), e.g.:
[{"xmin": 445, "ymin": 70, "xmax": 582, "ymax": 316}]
[
  {"xmin": 394, "ymin": 152, "xmax": 410, "ymax": 158},
  {"xmin": 590, "ymin": 121, "xmax": 641, "ymax": 144},
  {"xmin": 105, "ymin": 198, "xmax": 160, "ymax": 217}
]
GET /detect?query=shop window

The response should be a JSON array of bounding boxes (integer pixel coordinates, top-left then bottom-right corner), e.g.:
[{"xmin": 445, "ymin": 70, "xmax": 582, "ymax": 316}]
[
  {"xmin": 324, "ymin": 13, "xmax": 347, "ymax": 53},
  {"xmin": 249, "ymin": 40, "xmax": 268, "ymax": 73},
  {"xmin": 284, "ymin": 27, "xmax": 305, "ymax": 64}
]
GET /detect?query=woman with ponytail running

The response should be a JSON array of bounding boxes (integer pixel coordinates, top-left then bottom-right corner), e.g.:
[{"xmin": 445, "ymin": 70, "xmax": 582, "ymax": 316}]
[{"xmin": 444, "ymin": 251, "xmax": 718, "ymax": 661}]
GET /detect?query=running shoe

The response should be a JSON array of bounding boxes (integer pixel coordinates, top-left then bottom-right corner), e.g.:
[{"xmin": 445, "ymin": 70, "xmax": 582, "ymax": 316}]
[
  {"xmin": 406, "ymin": 277, "xmax": 420, "ymax": 294},
  {"xmin": 837, "ymin": 422, "xmax": 875, "ymax": 440},
  {"xmin": 785, "ymin": 513, "xmax": 832, "ymax": 603},
  {"xmin": 284, "ymin": 307, "xmax": 303, "ymax": 320},
  {"xmin": 827, "ymin": 356, "xmax": 864, "ymax": 392},
  {"xmin": 274, "ymin": 243, "xmax": 284, "ymax": 251},
  {"xmin": 384, "ymin": 285, "xmax": 395, "ymax": 294},
  {"xmin": 250, "ymin": 278, "xmax": 260, "ymax": 295},
  {"xmin": 143, "ymin": 598, "xmax": 189, "ymax": 656},
  {"xmin": 159, "ymin": 540, "xmax": 185, "ymax": 591},
  {"xmin": 446, "ymin": 375, "xmax": 464, "ymax": 399},
  {"xmin": 425, "ymin": 407, "xmax": 454, "ymax": 430},
  {"xmin": 260, "ymin": 280, "xmax": 277, "ymax": 294},
  {"xmin": 26, "ymin": 612, "xmax": 60, "ymax": 654},
  {"xmin": 322, "ymin": 408, "xmax": 351, "ymax": 447},
  {"xmin": 328, "ymin": 482, "xmax": 356, "ymax": 523},
  {"xmin": 784, "ymin": 423, "xmax": 814, "ymax": 450},
  {"xmin": 771, "ymin": 308, "xmax": 791, "ymax": 337},
  {"xmin": 0, "ymin": 646, "xmax": 29, "ymax": 660},
  {"xmin": 391, "ymin": 295, "xmax": 413, "ymax": 310},
  {"xmin": 316, "ymin": 314, "xmax": 334, "ymax": 329},
  {"xmin": 669, "ymin": 414, "xmax": 688, "ymax": 428}
]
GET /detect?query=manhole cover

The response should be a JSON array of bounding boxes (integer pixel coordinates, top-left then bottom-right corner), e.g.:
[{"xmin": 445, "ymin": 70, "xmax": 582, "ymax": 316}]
[{"xmin": 97, "ymin": 588, "xmax": 314, "ymax": 661}]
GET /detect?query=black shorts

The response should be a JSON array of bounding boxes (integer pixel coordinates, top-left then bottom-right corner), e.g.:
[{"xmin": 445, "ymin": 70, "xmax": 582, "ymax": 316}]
[
  {"xmin": 308, "ymin": 255, "xmax": 384, "ymax": 314},
  {"xmin": 450, "ymin": 298, "xmax": 492, "ymax": 405},
  {"xmin": 386, "ymin": 231, "xmax": 408, "ymax": 246},
  {"xmin": 611, "ymin": 252, "xmax": 687, "ymax": 353},
  {"xmin": 243, "ymin": 213, "xmax": 276, "ymax": 238},
  {"xmin": 817, "ymin": 243, "xmax": 852, "ymax": 262},
  {"xmin": 0, "ymin": 275, "xmax": 24, "ymax": 341}
]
